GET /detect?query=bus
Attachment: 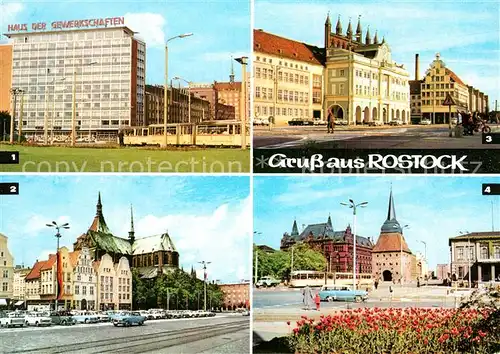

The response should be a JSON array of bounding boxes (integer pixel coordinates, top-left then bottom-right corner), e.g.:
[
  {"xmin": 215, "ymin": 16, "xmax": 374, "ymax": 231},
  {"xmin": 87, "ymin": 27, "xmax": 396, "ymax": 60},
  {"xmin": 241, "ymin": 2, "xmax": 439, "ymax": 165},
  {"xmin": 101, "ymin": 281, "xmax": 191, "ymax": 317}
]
[
  {"xmin": 123, "ymin": 120, "xmax": 249, "ymax": 147},
  {"xmin": 289, "ymin": 270, "xmax": 373, "ymax": 289}
]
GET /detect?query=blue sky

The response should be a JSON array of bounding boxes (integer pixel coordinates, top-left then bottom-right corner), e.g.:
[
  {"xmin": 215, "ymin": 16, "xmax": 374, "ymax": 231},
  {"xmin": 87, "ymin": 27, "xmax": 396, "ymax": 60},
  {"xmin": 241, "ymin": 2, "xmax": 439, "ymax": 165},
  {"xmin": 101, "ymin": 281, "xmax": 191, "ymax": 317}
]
[
  {"xmin": 256, "ymin": 0, "xmax": 500, "ymax": 106},
  {"xmin": 0, "ymin": 175, "xmax": 251, "ymax": 283},
  {"xmin": 254, "ymin": 176, "xmax": 500, "ymax": 270},
  {"xmin": 1, "ymin": 0, "xmax": 250, "ymax": 84}
]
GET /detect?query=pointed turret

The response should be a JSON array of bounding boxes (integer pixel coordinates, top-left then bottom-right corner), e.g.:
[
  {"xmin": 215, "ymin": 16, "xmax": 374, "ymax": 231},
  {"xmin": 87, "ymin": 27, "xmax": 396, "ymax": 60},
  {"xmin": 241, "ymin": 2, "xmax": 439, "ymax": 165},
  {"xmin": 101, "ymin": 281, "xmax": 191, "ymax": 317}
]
[
  {"xmin": 346, "ymin": 18, "xmax": 353, "ymax": 39},
  {"xmin": 326, "ymin": 214, "xmax": 332, "ymax": 229},
  {"xmin": 128, "ymin": 204, "xmax": 135, "ymax": 244},
  {"xmin": 96, "ymin": 192, "xmax": 102, "ymax": 216},
  {"xmin": 373, "ymin": 30, "xmax": 379, "ymax": 44},
  {"xmin": 365, "ymin": 26, "xmax": 371, "ymax": 45},
  {"xmin": 381, "ymin": 186, "xmax": 402, "ymax": 233},
  {"xmin": 381, "ymin": 36, "xmax": 386, "ymax": 44},
  {"xmin": 229, "ymin": 56, "xmax": 235, "ymax": 84},
  {"xmin": 355, "ymin": 15, "xmax": 362, "ymax": 42},
  {"xmin": 325, "ymin": 12, "xmax": 332, "ymax": 49},
  {"xmin": 335, "ymin": 15, "xmax": 342, "ymax": 35},
  {"xmin": 291, "ymin": 219, "xmax": 299, "ymax": 237}
]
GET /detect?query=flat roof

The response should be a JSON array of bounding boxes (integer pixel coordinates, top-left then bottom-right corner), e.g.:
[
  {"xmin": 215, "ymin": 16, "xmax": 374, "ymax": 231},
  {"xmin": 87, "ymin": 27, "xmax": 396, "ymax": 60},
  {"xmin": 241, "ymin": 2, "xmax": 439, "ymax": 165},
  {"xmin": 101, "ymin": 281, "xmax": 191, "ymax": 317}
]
[{"xmin": 4, "ymin": 26, "xmax": 136, "ymax": 38}]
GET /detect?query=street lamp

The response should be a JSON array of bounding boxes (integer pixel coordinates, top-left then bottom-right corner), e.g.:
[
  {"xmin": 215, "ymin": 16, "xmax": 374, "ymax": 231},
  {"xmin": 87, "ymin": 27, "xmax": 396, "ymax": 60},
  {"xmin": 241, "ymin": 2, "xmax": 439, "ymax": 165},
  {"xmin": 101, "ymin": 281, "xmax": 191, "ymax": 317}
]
[
  {"xmin": 198, "ymin": 260, "xmax": 211, "ymax": 311},
  {"xmin": 460, "ymin": 231, "xmax": 472, "ymax": 288},
  {"xmin": 253, "ymin": 232, "xmax": 262, "ymax": 285},
  {"xmin": 399, "ymin": 224, "xmax": 410, "ymax": 285},
  {"xmin": 234, "ymin": 56, "xmax": 249, "ymax": 149},
  {"xmin": 51, "ymin": 78, "xmax": 67, "ymax": 143},
  {"xmin": 71, "ymin": 62, "xmax": 97, "ymax": 146},
  {"xmin": 46, "ymin": 221, "xmax": 70, "ymax": 311},
  {"xmin": 9, "ymin": 88, "xmax": 24, "ymax": 144},
  {"xmin": 172, "ymin": 76, "xmax": 192, "ymax": 123},
  {"xmin": 340, "ymin": 199, "xmax": 368, "ymax": 289},
  {"xmin": 164, "ymin": 33, "xmax": 193, "ymax": 148}
]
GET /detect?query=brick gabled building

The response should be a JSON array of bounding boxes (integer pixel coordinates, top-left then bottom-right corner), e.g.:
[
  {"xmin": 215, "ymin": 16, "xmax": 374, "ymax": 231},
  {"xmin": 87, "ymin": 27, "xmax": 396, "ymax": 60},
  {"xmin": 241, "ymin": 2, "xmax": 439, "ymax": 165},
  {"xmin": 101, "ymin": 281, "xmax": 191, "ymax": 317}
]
[{"xmin": 281, "ymin": 215, "xmax": 373, "ymax": 274}]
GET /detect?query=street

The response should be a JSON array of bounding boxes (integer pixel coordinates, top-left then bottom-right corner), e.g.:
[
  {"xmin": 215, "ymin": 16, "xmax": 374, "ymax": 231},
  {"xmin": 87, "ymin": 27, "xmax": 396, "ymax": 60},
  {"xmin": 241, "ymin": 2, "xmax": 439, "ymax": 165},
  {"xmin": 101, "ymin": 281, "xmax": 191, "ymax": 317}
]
[
  {"xmin": 0, "ymin": 315, "xmax": 250, "ymax": 354},
  {"xmin": 253, "ymin": 124, "xmax": 500, "ymax": 149}
]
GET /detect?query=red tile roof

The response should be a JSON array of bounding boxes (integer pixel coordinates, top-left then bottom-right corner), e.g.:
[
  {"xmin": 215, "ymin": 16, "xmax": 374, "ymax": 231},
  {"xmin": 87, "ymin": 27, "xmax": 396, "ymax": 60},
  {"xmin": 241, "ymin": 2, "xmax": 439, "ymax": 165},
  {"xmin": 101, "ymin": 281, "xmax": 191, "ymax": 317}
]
[
  {"xmin": 373, "ymin": 232, "xmax": 411, "ymax": 253},
  {"xmin": 25, "ymin": 260, "xmax": 46, "ymax": 281},
  {"xmin": 69, "ymin": 250, "xmax": 80, "ymax": 268},
  {"xmin": 254, "ymin": 29, "xmax": 323, "ymax": 66},
  {"xmin": 446, "ymin": 68, "xmax": 465, "ymax": 86},
  {"xmin": 214, "ymin": 82, "xmax": 241, "ymax": 91},
  {"xmin": 40, "ymin": 254, "xmax": 56, "ymax": 271}
]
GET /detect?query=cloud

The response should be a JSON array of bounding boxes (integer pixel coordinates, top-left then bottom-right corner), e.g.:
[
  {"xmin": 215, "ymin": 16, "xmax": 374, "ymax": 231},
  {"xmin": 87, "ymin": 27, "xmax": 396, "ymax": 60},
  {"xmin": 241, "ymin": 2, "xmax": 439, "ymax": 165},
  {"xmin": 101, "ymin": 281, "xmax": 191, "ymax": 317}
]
[
  {"xmin": 24, "ymin": 215, "xmax": 71, "ymax": 237},
  {"xmin": 130, "ymin": 196, "xmax": 251, "ymax": 283},
  {"xmin": 0, "ymin": 3, "xmax": 24, "ymax": 24},
  {"xmin": 124, "ymin": 12, "xmax": 166, "ymax": 48}
]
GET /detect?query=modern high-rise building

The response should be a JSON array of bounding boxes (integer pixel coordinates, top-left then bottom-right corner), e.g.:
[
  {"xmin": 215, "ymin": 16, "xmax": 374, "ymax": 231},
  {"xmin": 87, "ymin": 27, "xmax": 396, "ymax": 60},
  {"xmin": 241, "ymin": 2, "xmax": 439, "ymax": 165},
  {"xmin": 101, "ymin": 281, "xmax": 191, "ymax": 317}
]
[
  {"xmin": 0, "ymin": 44, "xmax": 13, "ymax": 112},
  {"xmin": 3, "ymin": 18, "xmax": 145, "ymax": 138}
]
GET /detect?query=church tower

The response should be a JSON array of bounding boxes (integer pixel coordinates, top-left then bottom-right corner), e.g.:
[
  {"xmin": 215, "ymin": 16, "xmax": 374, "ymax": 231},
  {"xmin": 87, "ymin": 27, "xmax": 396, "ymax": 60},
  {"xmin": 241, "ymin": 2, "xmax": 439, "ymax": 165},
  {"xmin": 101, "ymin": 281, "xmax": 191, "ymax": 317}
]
[
  {"xmin": 372, "ymin": 187, "xmax": 415, "ymax": 283},
  {"xmin": 128, "ymin": 204, "xmax": 135, "ymax": 245},
  {"xmin": 324, "ymin": 12, "xmax": 332, "ymax": 50}
]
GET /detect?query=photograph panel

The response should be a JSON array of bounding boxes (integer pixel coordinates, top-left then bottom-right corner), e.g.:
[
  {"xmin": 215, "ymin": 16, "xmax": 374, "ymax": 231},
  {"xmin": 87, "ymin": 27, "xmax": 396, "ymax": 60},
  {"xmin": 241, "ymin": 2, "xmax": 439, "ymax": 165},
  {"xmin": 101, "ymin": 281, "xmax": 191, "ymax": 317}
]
[
  {"xmin": 252, "ymin": 0, "xmax": 500, "ymax": 173},
  {"xmin": 0, "ymin": 175, "xmax": 251, "ymax": 353},
  {"xmin": 253, "ymin": 175, "xmax": 500, "ymax": 353},
  {"xmin": 0, "ymin": 0, "xmax": 250, "ymax": 173}
]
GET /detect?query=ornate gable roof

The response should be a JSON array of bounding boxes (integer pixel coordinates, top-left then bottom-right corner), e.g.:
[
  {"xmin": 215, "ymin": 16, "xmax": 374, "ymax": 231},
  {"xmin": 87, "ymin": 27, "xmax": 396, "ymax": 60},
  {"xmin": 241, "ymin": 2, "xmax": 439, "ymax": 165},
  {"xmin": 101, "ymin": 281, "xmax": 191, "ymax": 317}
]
[{"xmin": 132, "ymin": 233, "xmax": 177, "ymax": 255}]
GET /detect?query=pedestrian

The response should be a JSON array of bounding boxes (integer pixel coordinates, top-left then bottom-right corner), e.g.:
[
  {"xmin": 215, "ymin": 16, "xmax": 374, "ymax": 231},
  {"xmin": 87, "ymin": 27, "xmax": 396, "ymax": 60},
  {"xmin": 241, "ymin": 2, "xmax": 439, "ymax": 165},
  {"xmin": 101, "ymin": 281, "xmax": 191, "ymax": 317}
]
[
  {"xmin": 315, "ymin": 292, "xmax": 321, "ymax": 311},
  {"xmin": 302, "ymin": 285, "xmax": 314, "ymax": 310},
  {"xmin": 327, "ymin": 109, "xmax": 333, "ymax": 134},
  {"xmin": 389, "ymin": 285, "xmax": 394, "ymax": 301},
  {"xmin": 374, "ymin": 279, "xmax": 379, "ymax": 290},
  {"xmin": 118, "ymin": 130, "xmax": 124, "ymax": 146},
  {"xmin": 417, "ymin": 277, "xmax": 420, "ymax": 288}
]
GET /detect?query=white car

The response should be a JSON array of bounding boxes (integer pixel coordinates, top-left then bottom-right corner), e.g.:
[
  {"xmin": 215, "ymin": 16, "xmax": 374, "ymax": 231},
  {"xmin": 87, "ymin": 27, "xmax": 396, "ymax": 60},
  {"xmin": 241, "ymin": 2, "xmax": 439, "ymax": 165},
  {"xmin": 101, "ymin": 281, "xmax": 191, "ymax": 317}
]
[
  {"xmin": 420, "ymin": 118, "xmax": 431, "ymax": 125},
  {"xmin": 24, "ymin": 312, "xmax": 52, "ymax": 327},
  {"xmin": 0, "ymin": 312, "xmax": 25, "ymax": 328},
  {"xmin": 71, "ymin": 311, "xmax": 100, "ymax": 324},
  {"xmin": 147, "ymin": 310, "xmax": 163, "ymax": 320},
  {"xmin": 252, "ymin": 118, "xmax": 263, "ymax": 125}
]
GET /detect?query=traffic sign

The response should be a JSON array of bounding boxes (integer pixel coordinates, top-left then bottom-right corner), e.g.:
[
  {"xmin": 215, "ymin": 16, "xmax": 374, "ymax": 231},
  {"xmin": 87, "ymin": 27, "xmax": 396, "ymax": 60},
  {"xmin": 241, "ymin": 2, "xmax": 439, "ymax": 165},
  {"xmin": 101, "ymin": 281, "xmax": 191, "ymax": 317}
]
[{"xmin": 443, "ymin": 93, "xmax": 456, "ymax": 106}]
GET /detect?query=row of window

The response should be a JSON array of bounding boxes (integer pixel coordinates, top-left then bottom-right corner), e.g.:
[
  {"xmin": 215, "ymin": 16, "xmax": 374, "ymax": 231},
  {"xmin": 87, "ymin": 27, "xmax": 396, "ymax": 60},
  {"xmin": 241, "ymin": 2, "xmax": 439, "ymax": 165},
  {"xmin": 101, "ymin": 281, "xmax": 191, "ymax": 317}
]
[
  {"xmin": 456, "ymin": 245, "xmax": 500, "ymax": 260},
  {"xmin": 255, "ymin": 67, "xmax": 311, "ymax": 86},
  {"xmin": 423, "ymin": 83, "xmax": 455, "ymax": 90},
  {"xmin": 255, "ymin": 55, "xmax": 310, "ymax": 71},
  {"xmin": 422, "ymin": 91, "xmax": 456, "ymax": 98},
  {"xmin": 254, "ymin": 106, "xmax": 310, "ymax": 118}
]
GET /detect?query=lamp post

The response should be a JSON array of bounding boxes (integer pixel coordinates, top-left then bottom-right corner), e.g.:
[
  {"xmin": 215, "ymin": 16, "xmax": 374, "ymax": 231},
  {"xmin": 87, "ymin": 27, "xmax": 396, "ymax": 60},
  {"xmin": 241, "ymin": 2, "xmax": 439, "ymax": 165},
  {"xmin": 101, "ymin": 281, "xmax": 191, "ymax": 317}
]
[
  {"xmin": 51, "ymin": 78, "xmax": 66, "ymax": 143},
  {"xmin": 234, "ymin": 56, "xmax": 248, "ymax": 149},
  {"xmin": 198, "ymin": 260, "xmax": 211, "ymax": 311},
  {"xmin": 71, "ymin": 62, "xmax": 97, "ymax": 146},
  {"xmin": 45, "ymin": 78, "xmax": 66, "ymax": 145},
  {"xmin": 9, "ymin": 88, "xmax": 24, "ymax": 144},
  {"xmin": 164, "ymin": 33, "xmax": 193, "ymax": 148},
  {"xmin": 340, "ymin": 199, "xmax": 368, "ymax": 289},
  {"xmin": 272, "ymin": 65, "xmax": 282, "ymax": 130},
  {"xmin": 172, "ymin": 76, "xmax": 192, "ymax": 123},
  {"xmin": 46, "ymin": 221, "xmax": 70, "ymax": 311},
  {"xmin": 253, "ymin": 232, "xmax": 262, "ymax": 284}
]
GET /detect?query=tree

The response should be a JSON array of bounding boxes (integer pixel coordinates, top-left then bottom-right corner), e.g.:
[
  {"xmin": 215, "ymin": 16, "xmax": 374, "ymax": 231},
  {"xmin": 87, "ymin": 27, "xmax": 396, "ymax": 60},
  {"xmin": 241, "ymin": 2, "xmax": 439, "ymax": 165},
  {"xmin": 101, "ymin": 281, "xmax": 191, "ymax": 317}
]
[
  {"xmin": 290, "ymin": 243, "xmax": 327, "ymax": 272},
  {"xmin": 0, "ymin": 111, "xmax": 11, "ymax": 141}
]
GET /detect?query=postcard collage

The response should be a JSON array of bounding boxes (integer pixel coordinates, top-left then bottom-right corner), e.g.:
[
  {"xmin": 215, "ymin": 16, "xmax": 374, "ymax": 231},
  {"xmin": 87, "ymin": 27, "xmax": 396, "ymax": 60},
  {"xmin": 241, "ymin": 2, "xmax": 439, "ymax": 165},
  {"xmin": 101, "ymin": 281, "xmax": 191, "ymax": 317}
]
[{"xmin": 0, "ymin": 0, "xmax": 499, "ymax": 353}]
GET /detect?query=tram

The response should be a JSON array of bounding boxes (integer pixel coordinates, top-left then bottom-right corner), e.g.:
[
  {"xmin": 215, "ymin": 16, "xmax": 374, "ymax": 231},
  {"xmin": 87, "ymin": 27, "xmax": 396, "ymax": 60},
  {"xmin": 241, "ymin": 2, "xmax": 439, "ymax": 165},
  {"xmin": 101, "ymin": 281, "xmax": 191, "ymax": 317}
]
[
  {"xmin": 289, "ymin": 270, "xmax": 373, "ymax": 288},
  {"xmin": 123, "ymin": 120, "xmax": 249, "ymax": 147}
]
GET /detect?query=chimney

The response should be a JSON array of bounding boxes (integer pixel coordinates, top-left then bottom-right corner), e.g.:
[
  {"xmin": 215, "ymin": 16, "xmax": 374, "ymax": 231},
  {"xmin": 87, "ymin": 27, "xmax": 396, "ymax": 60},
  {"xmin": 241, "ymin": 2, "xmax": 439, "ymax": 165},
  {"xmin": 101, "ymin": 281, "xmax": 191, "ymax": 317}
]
[{"xmin": 415, "ymin": 53, "xmax": 420, "ymax": 80}]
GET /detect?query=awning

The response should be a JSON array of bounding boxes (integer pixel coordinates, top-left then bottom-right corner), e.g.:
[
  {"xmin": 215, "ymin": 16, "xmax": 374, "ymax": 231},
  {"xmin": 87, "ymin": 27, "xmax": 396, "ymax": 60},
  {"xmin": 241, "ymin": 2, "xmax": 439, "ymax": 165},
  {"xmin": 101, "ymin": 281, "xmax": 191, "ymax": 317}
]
[
  {"xmin": 14, "ymin": 301, "xmax": 24, "ymax": 306},
  {"xmin": 0, "ymin": 299, "xmax": 7, "ymax": 306}
]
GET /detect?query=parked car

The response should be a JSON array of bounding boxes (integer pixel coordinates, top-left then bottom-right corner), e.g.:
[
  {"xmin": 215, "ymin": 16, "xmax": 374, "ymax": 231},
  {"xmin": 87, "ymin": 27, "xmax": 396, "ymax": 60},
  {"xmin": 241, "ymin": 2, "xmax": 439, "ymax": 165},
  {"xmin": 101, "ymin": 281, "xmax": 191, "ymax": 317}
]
[
  {"xmin": 47, "ymin": 311, "xmax": 75, "ymax": 326},
  {"xmin": 313, "ymin": 119, "xmax": 327, "ymax": 126},
  {"xmin": 419, "ymin": 118, "xmax": 431, "ymax": 125},
  {"xmin": 368, "ymin": 121, "xmax": 383, "ymax": 126},
  {"xmin": 253, "ymin": 118, "xmax": 263, "ymax": 126},
  {"xmin": 24, "ymin": 312, "xmax": 52, "ymax": 327},
  {"xmin": 96, "ymin": 311, "xmax": 110, "ymax": 322},
  {"xmin": 336, "ymin": 119, "xmax": 349, "ymax": 126},
  {"xmin": 288, "ymin": 118, "xmax": 314, "ymax": 126},
  {"xmin": 256, "ymin": 276, "xmax": 280, "ymax": 288},
  {"xmin": 0, "ymin": 312, "xmax": 25, "ymax": 328},
  {"xmin": 318, "ymin": 286, "xmax": 368, "ymax": 303},
  {"xmin": 389, "ymin": 120, "xmax": 403, "ymax": 126},
  {"xmin": 112, "ymin": 311, "xmax": 146, "ymax": 327},
  {"xmin": 71, "ymin": 311, "xmax": 100, "ymax": 324},
  {"xmin": 242, "ymin": 310, "xmax": 250, "ymax": 316}
]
